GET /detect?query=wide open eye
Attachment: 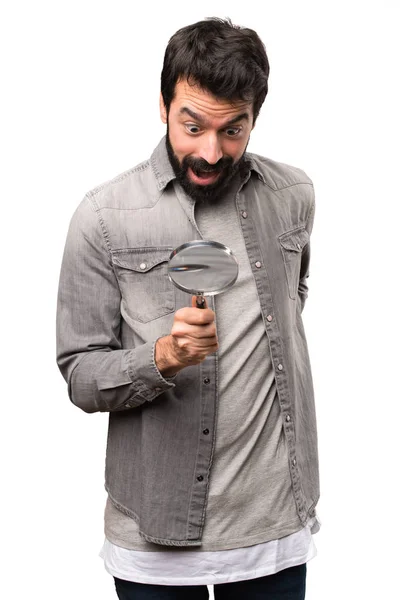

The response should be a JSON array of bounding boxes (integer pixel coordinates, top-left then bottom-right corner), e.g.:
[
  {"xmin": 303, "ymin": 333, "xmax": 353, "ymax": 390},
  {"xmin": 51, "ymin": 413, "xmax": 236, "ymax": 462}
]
[
  {"xmin": 225, "ymin": 127, "xmax": 241, "ymax": 137},
  {"xmin": 185, "ymin": 124, "xmax": 201, "ymax": 134}
]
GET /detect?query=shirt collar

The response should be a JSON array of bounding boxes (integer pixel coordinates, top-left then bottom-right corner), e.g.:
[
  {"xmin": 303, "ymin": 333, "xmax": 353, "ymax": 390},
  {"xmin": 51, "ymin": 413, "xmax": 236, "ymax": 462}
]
[{"xmin": 150, "ymin": 137, "xmax": 176, "ymax": 191}]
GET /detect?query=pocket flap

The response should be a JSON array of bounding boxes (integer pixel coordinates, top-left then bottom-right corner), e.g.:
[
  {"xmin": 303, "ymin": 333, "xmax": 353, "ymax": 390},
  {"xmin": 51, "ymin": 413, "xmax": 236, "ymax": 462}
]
[
  {"xmin": 111, "ymin": 247, "xmax": 173, "ymax": 272},
  {"xmin": 279, "ymin": 228, "xmax": 309, "ymax": 252}
]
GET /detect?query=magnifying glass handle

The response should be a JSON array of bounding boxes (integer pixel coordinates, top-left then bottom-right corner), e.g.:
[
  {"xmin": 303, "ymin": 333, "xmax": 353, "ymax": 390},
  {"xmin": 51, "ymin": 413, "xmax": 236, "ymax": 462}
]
[{"xmin": 196, "ymin": 295, "xmax": 206, "ymax": 309}]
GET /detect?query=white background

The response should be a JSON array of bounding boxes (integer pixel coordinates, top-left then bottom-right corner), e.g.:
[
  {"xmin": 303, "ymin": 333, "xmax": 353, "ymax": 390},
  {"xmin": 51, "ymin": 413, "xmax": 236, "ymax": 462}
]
[{"xmin": 1, "ymin": 1, "xmax": 399, "ymax": 598}]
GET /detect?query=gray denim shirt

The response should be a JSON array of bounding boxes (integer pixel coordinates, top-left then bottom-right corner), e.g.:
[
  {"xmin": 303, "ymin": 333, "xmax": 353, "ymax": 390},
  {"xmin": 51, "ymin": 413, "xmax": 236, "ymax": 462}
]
[{"xmin": 56, "ymin": 137, "xmax": 319, "ymax": 547}]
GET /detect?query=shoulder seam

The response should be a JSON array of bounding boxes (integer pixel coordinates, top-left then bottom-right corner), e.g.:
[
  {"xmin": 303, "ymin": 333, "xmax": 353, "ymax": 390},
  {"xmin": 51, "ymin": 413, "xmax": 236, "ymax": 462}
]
[
  {"xmin": 85, "ymin": 194, "xmax": 113, "ymax": 255},
  {"xmin": 86, "ymin": 161, "xmax": 150, "ymax": 198}
]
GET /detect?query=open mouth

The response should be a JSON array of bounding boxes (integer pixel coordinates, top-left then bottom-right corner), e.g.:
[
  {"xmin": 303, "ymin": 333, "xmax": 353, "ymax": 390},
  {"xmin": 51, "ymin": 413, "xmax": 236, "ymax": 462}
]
[{"xmin": 188, "ymin": 167, "xmax": 221, "ymax": 186}]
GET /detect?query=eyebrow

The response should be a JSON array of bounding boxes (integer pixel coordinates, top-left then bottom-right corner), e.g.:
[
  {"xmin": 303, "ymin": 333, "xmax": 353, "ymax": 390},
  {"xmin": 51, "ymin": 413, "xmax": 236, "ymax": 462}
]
[{"xmin": 179, "ymin": 107, "xmax": 250, "ymax": 128}]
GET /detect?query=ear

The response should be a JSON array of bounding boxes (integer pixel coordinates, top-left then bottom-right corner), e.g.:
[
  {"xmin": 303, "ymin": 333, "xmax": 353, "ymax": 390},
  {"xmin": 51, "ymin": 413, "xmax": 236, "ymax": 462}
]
[{"xmin": 159, "ymin": 92, "xmax": 167, "ymax": 124}]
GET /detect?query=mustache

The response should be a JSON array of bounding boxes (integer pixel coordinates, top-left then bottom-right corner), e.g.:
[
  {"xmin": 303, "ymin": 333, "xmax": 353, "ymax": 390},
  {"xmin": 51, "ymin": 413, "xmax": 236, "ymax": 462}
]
[{"xmin": 183, "ymin": 155, "xmax": 234, "ymax": 176}]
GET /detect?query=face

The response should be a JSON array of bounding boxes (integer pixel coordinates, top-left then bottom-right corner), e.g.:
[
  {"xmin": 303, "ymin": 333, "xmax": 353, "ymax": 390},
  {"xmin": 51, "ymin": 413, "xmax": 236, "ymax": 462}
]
[{"xmin": 160, "ymin": 80, "xmax": 254, "ymax": 202}]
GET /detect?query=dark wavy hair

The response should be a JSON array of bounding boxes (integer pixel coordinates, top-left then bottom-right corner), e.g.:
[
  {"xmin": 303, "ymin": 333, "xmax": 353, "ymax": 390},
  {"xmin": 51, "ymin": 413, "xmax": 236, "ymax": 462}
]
[{"xmin": 161, "ymin": 17, "xmax": 270, "ymax": 124}]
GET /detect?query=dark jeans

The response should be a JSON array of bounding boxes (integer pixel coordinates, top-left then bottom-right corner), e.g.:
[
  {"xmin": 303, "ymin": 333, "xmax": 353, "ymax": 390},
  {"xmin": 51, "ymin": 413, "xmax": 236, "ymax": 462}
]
[{"xmin": 114, "ymin": 563, "xmax": 306, "ymax": 599}]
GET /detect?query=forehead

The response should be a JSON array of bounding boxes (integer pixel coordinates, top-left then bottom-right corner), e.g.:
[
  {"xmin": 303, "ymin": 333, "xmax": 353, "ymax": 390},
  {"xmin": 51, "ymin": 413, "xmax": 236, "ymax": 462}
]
[{"xmin": 171, "ymin": 79, "xmax": 253, "ymax": 122}]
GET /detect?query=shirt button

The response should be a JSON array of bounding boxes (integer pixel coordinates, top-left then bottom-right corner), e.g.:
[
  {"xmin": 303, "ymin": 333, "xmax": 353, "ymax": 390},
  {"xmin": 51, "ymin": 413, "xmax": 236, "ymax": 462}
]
[
  {"xmin": 241, "ymin": 211, "xmax": 248, "ymax": 219},
  {"xmin": 297, "ymin": 243, "xmax": 301, "ymax": 250},
  {"xmin": 197, "ymin": 475, "xmax": 204, "ymax": 482},
  {"xmin": 267, "ymin": 315, "xmax": 273, "ymax": 322},
  {"xmin": 277, "ymin": 363, "xmax": 283, "ymax": 371},
  {"xmin": 203, "ymin": 378, "xmax": 210, "ymax": 384},
  {"xmin": 125, "ymin": 402, "xmax": 131, "ymax": 408},
  {"xmin": 292, "ymin": 458, "xmax": 297, "ymax": 466},
  {"xmin": 255, "ymin": 261, "xmax": 262, "ymax": 268},
  {"xmin": 203, "ymin": 429, "xmax": 209, "ymax": 435},
  {"xmin": 286, "ymin": 414, "xmax": 291, "ymax": 422},
  {"xmin": 140, "ymin": 262, "xmax": 147, "ymax": 270}
]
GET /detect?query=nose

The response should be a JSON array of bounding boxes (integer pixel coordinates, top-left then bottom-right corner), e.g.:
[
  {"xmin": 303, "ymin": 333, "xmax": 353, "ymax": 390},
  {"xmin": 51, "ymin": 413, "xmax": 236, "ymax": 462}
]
[{"xmin": 198, "ymin": 133, "xmax": 223, "ymax": 165}]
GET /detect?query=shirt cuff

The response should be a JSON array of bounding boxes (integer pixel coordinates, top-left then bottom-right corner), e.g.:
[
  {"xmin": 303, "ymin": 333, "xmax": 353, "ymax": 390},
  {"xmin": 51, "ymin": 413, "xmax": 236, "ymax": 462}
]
[{"xmin": 123, "ymin": 340, "xmax": 176, "ymax": 408}]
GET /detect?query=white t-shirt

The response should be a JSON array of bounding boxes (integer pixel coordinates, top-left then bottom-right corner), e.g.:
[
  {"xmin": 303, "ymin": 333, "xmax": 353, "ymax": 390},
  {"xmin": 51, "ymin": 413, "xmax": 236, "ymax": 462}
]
[{"xmin": 99, "ymin": 517, "xmax": 319, "ymax": 586}]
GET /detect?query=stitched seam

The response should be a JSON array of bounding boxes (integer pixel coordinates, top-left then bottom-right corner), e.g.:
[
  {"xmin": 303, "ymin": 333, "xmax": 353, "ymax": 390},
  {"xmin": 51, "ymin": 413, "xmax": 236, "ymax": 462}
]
[
  {"xmin": 88, "ymin": 205, "xmax": 157, "ymax": 211},
  {"xmin": 268, "ymin": 181, "xmax": 314, "ymax": 192},
  {"xmin": 87, "ymin": 161, "xmax": 150, "ymax": 197},
  {"xmin": 305, "ymin": 186, "xmax": 316, "ymax": 230},
  {"xmin": 87, "ymin": 196, "xmax": 123, "ymax": 298},
  {"xmin": 112, "ymin": 246, "xmax": 173, "ymax": 255},
  {"xmin": 87, "ymin": 195, "xmax": 112, "ymax": 254},
  {"xmin": 278, "ymin": 224, "xmax": 308, "ymax": 239}
]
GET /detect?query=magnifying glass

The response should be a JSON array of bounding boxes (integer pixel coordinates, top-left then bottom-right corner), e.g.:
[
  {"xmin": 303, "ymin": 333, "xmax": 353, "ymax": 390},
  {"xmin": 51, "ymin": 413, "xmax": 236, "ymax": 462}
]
[{"xmin": 168, "ymin": 240, "xmax": 239, "ymax": 308}]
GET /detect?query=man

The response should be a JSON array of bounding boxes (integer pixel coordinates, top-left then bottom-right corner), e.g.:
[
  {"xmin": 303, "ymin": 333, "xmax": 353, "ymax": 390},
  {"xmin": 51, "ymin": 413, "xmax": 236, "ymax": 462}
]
[{"xmin": 57, "ymin": 17, "xmax": 319, "ymax": 600}]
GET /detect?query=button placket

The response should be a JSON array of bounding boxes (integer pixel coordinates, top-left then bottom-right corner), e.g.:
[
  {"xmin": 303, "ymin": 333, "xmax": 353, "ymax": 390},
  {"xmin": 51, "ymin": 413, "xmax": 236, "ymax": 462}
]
[
  {"xmin": 235, "ymin": 191, "xmax": 311, "ymax": 524},
  {"xmin": 186, "ymin": 358, "xmax": 216, "ymax": 536}
]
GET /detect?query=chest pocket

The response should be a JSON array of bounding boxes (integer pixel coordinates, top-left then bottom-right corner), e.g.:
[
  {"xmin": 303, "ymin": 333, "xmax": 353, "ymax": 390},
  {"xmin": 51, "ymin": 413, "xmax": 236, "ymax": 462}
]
[
  {"xmin": 111, "ymin": 247, "xmax": 175, "ymax": 323},
  {"xmin": 278, "ymin": 228, "xmax": 309, "ymax": 300}
]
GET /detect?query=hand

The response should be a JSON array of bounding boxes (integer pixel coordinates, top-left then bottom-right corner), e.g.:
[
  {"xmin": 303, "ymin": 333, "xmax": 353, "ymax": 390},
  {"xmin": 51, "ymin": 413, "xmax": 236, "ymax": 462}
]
[{"xmin": 155, "ymin": 296, "xmax": 218, "ymax": 376}]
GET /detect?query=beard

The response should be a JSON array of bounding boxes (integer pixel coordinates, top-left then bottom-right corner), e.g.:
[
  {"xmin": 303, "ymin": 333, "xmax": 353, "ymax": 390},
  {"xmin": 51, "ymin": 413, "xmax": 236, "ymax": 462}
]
[{"xmin": 166, "ymin": 129, "xmax": 250, "ymax": 203}]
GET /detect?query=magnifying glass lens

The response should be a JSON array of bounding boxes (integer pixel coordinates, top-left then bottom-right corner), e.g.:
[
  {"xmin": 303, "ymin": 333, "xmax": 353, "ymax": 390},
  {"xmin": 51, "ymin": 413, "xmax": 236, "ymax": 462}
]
[{"xmin": 168, "ymin": 241, "xmax": 239, "ymax": 304}]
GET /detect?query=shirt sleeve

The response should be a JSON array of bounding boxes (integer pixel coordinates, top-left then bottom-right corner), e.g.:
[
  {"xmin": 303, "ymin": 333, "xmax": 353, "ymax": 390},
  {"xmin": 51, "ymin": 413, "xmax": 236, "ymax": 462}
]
[{"xmin": 56, "ymin": 196, "xmax": 175, "ymax": 413}]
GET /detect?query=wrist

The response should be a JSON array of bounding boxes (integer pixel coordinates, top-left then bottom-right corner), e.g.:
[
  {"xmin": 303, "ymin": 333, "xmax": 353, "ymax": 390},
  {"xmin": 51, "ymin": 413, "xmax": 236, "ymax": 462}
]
[{"xmin": 155, "ymin": 336, "xmax": 182, "ymax": 377}]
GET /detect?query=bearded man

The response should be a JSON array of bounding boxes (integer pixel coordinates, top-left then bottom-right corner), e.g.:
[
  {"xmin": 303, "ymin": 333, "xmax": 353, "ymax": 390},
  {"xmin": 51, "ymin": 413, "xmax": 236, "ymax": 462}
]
[{"xmin": 57, "ymin": 17, "xmax": 320, "ymax": 600}]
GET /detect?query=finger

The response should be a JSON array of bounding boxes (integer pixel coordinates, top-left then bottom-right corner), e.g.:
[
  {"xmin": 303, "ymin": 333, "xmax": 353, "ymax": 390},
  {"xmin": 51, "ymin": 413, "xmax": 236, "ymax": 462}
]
[
  {"xmin": 172, "ymin": 332, "xmax": 218, "ymax": 346},
  {"xmin": 174, "ymin": 338, "xmax": 219, "ymax": 355},
  {"xmin": 176, "ymin": 306, "xmax": 215, "ymax": 325},
  {"xmin": 172, "ymin": 322, "xmax": 217, "ymax": 339}
]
